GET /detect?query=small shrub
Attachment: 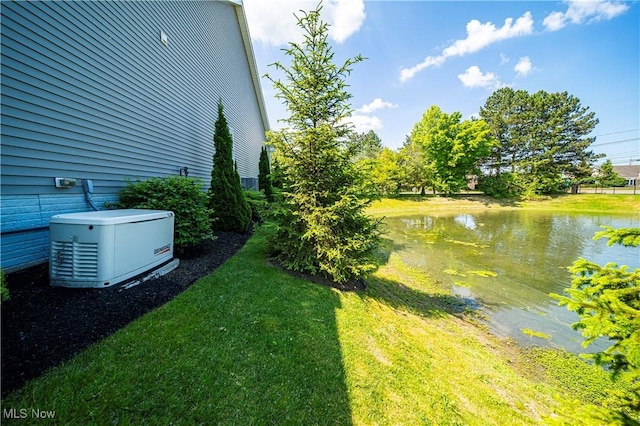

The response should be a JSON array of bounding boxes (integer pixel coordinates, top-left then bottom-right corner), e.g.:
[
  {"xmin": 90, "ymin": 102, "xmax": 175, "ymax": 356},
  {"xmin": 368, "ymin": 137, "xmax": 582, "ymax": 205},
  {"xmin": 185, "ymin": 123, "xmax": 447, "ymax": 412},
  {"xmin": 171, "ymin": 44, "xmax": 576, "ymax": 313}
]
[
  {"xmin": 245, "ymin": 190, "xmax": 269, "ymax": 223},
  {"xmin": 520, "ymin": 173, "xmax": 566, "ymax": 197},
  {"xmin": 478, "ymin": 173, "xmax": 522, "ymax": 198},
  {"xmin": 1, "ymin": 269, "xmax": 9, "ymax": 303},
  {"xmin": 118, "ymin": 176, "xmax": 214, "ymax": 252}
]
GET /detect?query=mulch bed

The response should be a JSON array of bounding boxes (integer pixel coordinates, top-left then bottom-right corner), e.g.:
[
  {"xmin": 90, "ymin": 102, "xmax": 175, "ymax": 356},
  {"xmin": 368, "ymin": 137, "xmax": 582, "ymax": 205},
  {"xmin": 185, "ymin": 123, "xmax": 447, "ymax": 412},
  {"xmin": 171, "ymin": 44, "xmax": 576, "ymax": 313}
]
[{"xmin": 1, "ymin": 231, "xmax": 250, "ymax": 398}]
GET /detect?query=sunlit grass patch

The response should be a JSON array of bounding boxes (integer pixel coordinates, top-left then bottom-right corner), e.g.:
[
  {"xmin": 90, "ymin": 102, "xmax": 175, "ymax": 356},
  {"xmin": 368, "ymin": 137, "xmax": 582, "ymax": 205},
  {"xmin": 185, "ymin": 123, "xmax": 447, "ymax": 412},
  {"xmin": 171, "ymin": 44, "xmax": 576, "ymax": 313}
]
[{"xmin": 369, "ymin": 194, "xmax": 640, "ymax": 217}]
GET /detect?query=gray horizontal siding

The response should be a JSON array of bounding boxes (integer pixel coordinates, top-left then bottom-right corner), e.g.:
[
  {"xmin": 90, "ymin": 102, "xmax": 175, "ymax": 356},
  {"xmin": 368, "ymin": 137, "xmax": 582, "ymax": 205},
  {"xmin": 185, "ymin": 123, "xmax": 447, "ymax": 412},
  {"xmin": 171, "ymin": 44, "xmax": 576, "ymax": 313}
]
[
  {"xmin": 1, "ymin": 0, "xmax": 266, "ymax": 196},
  {"xmin": 1, "ymin": 193, "xmax": 119, "ymax": 271},
  {"xmin": 1, "ymin": 193, "xmax": 120, "ymax": 234},
  {"xmin": 1, "ymin": 229, "xmax": 50, "ymax": 272},
  {"xmin": 1, "ymin": 0, "xmax": 267, "ymax": 271}
]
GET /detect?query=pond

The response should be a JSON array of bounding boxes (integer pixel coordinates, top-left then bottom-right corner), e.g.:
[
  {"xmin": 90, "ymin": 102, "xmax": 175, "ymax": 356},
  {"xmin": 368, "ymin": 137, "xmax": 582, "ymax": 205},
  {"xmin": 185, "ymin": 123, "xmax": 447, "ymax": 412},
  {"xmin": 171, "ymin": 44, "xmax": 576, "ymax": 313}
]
[{"xmin": 383, "ymin": 210, "xmax": 640, "ymax": 353}]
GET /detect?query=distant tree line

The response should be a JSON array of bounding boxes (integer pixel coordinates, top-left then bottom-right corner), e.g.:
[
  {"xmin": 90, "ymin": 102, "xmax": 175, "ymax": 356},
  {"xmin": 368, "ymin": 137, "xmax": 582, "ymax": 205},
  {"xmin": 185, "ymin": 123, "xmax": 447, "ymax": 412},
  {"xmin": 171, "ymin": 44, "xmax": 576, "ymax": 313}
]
[{"xmin": 355, "ymin": 87, "xmax": 628, "ymax": 198}]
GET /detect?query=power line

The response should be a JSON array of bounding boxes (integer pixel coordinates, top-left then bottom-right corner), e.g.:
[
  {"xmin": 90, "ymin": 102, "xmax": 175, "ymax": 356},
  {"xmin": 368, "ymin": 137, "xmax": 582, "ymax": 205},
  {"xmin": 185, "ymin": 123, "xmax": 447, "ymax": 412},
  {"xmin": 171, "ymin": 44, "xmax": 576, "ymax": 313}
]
[
  {"xmin": 603, "ymin": 151, "xmax": 640, "ymax": 158},
  {"xmin": 591, "ymin": 138, "xmax": 639, "ymax": 147},
  {"xmin": 592, "ymin": 128, "xmax": 639, "ymax": 138}
]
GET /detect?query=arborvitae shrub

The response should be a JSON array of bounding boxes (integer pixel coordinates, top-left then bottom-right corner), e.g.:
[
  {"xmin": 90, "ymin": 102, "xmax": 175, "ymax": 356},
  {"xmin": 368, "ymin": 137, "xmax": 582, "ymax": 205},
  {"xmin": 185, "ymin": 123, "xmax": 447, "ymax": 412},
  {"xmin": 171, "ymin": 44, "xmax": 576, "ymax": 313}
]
[
  {"xmin": 258, "ymin": 146, "xmax": 273, "ymax": 202},
  {"xmin": 118, "ymin": 176, "xmax": 213, "ymax": 251},
  {"xmin": 208, "ymin": 100, "xmax": 251, "ymax": 232}
]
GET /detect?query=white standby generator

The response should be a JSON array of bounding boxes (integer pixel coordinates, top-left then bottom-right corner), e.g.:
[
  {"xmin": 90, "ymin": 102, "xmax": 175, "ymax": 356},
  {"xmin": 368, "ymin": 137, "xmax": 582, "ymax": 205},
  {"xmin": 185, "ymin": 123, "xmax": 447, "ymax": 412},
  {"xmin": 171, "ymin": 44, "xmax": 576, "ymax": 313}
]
[{"xmin": 49, "ymin": 209, "xmax": 178, "ymax": 288}]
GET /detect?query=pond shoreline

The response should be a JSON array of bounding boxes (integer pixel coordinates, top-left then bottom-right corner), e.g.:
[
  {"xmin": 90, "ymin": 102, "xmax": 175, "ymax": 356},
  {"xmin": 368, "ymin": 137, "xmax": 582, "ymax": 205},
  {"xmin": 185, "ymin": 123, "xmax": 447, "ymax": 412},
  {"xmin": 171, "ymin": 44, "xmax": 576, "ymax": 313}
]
[{"xmin": 368, "ymin": 193, "xmax": 640, "ymax": 217}]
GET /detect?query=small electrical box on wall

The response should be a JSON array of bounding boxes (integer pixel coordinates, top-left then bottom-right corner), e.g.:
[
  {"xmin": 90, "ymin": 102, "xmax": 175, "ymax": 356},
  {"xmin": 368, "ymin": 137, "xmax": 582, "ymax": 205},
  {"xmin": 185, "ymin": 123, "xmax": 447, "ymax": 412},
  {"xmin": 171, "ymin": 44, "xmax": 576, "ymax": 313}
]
[{"xmin": 160, "ymin": 31, "xmax": 168, "ymax": 46}]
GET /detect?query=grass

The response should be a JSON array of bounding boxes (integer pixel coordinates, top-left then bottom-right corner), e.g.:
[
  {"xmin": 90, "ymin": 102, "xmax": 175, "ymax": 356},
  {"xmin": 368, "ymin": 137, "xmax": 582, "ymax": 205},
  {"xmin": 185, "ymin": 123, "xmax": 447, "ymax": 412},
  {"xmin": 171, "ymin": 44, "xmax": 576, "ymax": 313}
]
[
  {"xmin": 3, "ymin": 195, "xmax": 637, "ymax": 424},
  {"xmin": 368, "ymin": 193, "xmax": 640, "ymax": 217}
]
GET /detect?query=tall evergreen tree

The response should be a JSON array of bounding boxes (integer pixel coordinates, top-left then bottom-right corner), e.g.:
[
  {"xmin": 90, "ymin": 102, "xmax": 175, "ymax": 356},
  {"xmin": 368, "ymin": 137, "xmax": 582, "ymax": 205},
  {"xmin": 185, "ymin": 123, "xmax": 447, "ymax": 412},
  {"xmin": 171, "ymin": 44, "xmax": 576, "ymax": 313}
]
[
  {"xmin": 264, "ymin": 5, "xmax": 380, "ymax": 284},
  {"xmin": 351, "ymin": 130, "xmax": 383, "ymax": 162},
  {"xmin": 480, "ymin": 88, "xmax": 601, "ymax": 195},
  {"xmin": 598, "ymin": 160, "xmax": 628, "ymax": 187},
  {"xmin": 209, "ymin": 100, "xmax": 251, "ymax": 232},
  {"xmin": 258, "ymin": 146, "xmax": 273, "ymax": 201}
]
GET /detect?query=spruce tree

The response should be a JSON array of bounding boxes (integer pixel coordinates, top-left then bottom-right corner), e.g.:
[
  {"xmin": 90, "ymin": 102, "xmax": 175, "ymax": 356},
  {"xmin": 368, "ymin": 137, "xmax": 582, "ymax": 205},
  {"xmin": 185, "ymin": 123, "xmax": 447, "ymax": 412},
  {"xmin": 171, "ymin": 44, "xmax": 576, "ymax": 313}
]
[
  {"xmin": 209, "ymin": 100, "xmax": 251, "ymax": 232},
  {"xmin": 264, "ymin": 5, "xmax": 380, "ymax": 284},
  {"xmin": 258, "ymin": 146, "xmax": 273, "ymax": 202}
]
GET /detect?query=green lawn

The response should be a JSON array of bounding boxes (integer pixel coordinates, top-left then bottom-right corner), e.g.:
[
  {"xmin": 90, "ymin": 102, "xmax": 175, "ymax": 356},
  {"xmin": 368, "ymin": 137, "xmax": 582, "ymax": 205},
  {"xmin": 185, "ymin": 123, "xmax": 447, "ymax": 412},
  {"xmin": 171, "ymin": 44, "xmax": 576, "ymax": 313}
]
[
  {"xmin": 368, "ymin": 193, "xmax": 640, "ymax": 217},
  {"xmin": 3, "ymin": 196, "xmax": 636, "ymax": 424}
]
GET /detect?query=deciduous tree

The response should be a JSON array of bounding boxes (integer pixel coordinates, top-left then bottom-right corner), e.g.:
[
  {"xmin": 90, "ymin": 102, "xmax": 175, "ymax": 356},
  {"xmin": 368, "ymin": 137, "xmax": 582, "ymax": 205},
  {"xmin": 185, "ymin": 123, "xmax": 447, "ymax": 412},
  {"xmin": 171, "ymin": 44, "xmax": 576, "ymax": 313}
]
[
  {"xmin": 368, "ymin": 147, "xmax": 402, "ymax": 196},
  {"xmin": 411, "ymin": 106, "xmax": 494, "ymax": 195},
  {"xmin": 398, "ymin": 135, "xmax": 433, "ymax": 194}
]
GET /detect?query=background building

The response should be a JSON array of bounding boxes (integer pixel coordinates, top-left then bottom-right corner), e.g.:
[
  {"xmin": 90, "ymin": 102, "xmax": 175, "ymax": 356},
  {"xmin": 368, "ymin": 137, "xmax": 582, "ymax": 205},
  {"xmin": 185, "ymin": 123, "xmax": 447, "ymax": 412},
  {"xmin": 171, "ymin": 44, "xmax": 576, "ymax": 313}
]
[{"xmin": 612, "ymin": 165, "xmax": 640, "ymax": 187}]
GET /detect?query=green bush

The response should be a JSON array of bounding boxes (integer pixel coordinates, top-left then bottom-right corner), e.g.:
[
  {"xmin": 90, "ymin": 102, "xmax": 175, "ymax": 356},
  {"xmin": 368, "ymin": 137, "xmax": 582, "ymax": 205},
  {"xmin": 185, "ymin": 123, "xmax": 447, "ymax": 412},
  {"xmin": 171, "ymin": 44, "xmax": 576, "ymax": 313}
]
[
  {"xmin": 520, "ymin": 173, "xmax": 566, "ymax": 197},
  {"xmin": 245, "ymin": 190, "xmax": 269, "ymax": 223},
  {"xmin": 118, "ymin": 176, "xmax": 213, "ymax": 252},
  {"xmin": 1, "ymin": 269, "xmax": 9, "ymax": 303},
  {"xmin": 478, "ymin": 173, "xmax": 522, "ymax": 198}
]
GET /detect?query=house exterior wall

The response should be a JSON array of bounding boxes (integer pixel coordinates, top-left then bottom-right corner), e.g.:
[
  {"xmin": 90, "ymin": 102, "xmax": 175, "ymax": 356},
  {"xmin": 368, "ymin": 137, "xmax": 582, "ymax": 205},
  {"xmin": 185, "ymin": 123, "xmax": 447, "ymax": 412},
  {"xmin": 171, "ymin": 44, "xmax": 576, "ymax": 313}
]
[{"xmin": 0, "ymin": 0, "xmax": 268, "ymax": 271}]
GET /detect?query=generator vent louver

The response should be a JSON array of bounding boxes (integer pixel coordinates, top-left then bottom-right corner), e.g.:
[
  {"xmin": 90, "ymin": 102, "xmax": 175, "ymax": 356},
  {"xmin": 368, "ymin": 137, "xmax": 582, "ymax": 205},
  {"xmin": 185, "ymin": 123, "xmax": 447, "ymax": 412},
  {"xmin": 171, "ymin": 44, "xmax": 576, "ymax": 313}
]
[{"xmin": 51, "ymin": 241, "xmax": 99, "ymax": 279}]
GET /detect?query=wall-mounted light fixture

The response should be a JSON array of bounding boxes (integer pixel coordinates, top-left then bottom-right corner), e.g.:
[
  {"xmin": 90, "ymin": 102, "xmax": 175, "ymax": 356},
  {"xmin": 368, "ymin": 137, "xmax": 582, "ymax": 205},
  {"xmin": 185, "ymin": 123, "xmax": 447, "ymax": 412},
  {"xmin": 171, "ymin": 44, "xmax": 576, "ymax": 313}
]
[
  {"xmin": 179, "ymin": 167, "xmax": 189, "ymax": 177},
  {"xmin": 160, "ymin": 30, "xmax": 168, "ymax": 46}
]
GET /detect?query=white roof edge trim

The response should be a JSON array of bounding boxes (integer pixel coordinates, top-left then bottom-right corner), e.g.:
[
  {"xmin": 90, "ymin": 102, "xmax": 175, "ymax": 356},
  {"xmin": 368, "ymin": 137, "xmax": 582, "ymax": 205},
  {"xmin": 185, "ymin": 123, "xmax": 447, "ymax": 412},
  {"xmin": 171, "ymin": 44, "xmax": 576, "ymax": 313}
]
[{"xmin": 225, "ymin": 1, "xmax": 270, "ymax": 134}]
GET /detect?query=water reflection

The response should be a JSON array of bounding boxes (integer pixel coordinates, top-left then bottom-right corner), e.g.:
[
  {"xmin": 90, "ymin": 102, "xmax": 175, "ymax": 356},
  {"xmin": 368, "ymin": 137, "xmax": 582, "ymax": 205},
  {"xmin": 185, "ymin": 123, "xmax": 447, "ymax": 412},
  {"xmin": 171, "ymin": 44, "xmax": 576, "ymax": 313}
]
[{"xmin": 384, "ymin": 210, "xmax": 640, "ymax": 353}]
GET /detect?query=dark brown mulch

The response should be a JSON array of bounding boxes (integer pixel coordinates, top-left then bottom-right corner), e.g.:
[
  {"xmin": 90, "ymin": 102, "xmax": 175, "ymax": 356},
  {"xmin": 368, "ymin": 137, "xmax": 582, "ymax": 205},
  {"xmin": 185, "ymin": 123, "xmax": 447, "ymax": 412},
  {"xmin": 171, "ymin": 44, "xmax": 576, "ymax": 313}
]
[{"xmin": 1, "ymin": 231, "xmax": 250, "ymax": 398}]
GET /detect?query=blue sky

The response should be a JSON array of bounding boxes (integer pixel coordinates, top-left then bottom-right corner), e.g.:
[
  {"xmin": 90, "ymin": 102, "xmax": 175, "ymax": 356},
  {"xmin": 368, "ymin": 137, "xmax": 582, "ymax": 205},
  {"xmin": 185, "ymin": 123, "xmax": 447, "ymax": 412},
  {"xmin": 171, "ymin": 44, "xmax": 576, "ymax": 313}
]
[{"xmin": 243, "ymin": 1, "xmax": 639, "ymax": 165}]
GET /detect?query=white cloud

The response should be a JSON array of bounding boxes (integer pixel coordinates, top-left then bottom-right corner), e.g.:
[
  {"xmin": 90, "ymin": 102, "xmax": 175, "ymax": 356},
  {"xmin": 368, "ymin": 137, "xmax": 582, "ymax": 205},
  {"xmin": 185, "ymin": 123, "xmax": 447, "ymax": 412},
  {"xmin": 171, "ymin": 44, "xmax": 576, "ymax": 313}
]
[
  {"xmin": 457, "ymin": 66, "xmax": 504, "ymax": 89},
  {"xmin": 346, "ymin": 114, "xmax": 383, "ymax": 133},
  {"xmin": 400, "ymin": 12, "xmax": 534, "ymax": 82},
  {"xmin": 500, "ymin": 53, "xmax": 510, "ymax": 64},
  {"xmin": 243, "ymin": 0, "xmax": 366, "ymax": 46},
  {"xmin": 356, "ymin": 98, "xmax": 399, "ymax": 114},
  {"xmin": 399, "ymin": 56, "xmax": 447, "ymax": 82},
  {"xmin": 514, "ymin": 56, "xmax": 533, "ymax": 77},
  {"xmin": 326, "ymin": 0, "xmax": 366, "ymax": 44},
  {"xmin": 543, "ymin": 11, "xmax": 567, "ymax": 31},
  {"xmin": 543, "ymin": 0, "xmax": 629, "ymax": 31}
]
